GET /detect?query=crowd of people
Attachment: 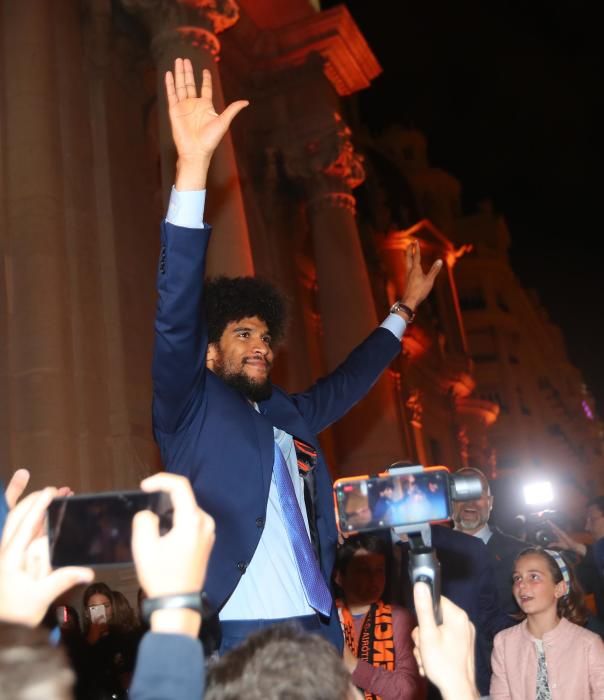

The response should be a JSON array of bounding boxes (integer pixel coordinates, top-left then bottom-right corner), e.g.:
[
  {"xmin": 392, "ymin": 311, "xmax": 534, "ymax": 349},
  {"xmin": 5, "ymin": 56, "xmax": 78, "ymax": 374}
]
[{"xmin": 1, "ymin": 55, "xmax": 604, "ymax": 699}]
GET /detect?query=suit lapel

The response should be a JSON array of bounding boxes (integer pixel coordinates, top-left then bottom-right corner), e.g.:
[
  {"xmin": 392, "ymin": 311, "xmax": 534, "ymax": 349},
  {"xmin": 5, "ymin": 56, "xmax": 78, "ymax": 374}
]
[{"xmin": 260, "ymin": 391, "xmax": 318, "ymax": 449}]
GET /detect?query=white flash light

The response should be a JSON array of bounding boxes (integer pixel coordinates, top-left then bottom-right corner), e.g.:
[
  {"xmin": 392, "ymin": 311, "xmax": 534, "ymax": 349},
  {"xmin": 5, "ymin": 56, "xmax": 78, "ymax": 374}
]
[{"xmin": 523, "ymin": 481, "xmax": 554, "ymax": 507}]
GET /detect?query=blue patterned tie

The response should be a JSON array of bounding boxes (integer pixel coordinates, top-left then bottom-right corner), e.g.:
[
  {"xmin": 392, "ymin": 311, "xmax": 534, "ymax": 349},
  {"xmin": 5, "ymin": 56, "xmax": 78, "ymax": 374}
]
[{"xmin": 272, "ymin": 442, "xmax": 332, "ymax": 617}]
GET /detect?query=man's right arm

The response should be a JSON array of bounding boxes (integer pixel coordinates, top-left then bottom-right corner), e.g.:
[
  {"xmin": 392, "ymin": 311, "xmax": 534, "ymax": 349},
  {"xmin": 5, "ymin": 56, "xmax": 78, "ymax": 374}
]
[
  {"xmin": 152, "ymin": 205, "xmax": 211, "ymax": 434},
  {"xmin": 152, "ymin": 59, "xmax": 248, "ymax": 434}
]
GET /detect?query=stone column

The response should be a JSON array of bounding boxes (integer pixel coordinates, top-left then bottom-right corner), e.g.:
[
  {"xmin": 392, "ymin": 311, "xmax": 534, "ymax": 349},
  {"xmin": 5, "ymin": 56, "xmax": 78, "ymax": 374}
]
[
  {"xmin": 122, "ymin": 0, "xmax": 253, "ymax": 276},
  {"xmin": 0, "ymin": 0, "xmax": 81, "ymax": 487},
  {"xmin": 283, "ymin": 114, "xmax": 405, "ymax": 475}
]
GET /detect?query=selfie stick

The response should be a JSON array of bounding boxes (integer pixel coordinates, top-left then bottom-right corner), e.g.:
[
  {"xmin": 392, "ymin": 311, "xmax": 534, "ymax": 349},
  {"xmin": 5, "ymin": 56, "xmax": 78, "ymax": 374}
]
[
  {"xmin": 388, "ymin": 464, "xmax": 443, "ymax": 625},
  {"xmin": 392, "ymin": 521, "xmax": 443, "ymax": 624}
]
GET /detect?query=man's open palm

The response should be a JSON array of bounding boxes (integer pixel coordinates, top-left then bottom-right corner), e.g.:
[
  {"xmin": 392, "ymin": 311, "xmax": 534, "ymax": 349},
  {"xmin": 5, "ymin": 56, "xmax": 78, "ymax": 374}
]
[{"xmin": 166, "ymin": 58, "xmax": 248, "ymax": 163}]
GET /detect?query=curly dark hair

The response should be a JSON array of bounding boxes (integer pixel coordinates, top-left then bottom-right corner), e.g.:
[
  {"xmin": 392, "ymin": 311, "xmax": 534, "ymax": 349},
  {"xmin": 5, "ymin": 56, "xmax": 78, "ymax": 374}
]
[
  {"xmin": 203, "ymin": 276, "xmax": 287, "ymax": 345},
  {"xmin": 514, "ymin": 547, "xmax": 588, "ymax": 626}
]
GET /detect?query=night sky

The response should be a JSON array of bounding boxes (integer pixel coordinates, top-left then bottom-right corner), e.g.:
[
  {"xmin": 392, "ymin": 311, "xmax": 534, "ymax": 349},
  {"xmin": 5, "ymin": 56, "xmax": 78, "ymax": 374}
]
[{"xmin": 322, "ymin": 0, "xmax": 603, "ymax": 414}]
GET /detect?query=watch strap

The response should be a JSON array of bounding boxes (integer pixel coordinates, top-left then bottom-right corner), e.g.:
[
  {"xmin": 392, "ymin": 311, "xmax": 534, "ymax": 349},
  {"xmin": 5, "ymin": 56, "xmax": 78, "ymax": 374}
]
[
  {"xmin": 390, "ymin": 301, "xmax": 416, "ymax": 323},
  {"xmin": 142, "ymin": 591, "xmax": 203, "ymax": 622}
]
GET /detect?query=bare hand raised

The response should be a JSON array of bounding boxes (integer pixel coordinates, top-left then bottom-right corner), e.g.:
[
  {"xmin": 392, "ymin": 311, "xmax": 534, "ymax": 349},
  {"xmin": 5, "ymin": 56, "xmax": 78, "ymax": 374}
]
[
  {"xmin": 400, "ymin": 240, "xmax": 443, "ymax": 311},
  {"xmin": 166, "ymin": 58, "xmax": 248, "ymax": 190}
]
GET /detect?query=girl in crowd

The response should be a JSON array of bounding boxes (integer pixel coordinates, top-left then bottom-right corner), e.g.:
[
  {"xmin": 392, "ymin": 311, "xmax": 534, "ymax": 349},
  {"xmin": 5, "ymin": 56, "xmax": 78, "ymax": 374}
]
[
  {"xmin": 491, "ymin": 547, "xmax": 604, "ymax": 699},
  {"xmin": 76, "ymin": 583, "xmax": 138, "ymax": 700},
  {"xmin": 335, "ymin": 534, "xmax": 425, "ymax": 700}
]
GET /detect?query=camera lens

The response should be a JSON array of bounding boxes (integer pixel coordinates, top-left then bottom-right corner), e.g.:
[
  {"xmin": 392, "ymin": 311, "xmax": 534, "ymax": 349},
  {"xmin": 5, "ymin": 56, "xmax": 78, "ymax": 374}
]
[{"xmin": 535, "ymin": 528, "xmax": 554, "ymax": 547}]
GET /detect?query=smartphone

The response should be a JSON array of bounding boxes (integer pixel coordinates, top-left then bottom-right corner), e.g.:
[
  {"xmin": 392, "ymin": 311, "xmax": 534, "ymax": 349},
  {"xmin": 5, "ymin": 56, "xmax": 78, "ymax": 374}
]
[
  {"xmin": 88, "ymin": 603, "xmax": 107, "ymax": 625},
  {"xmin": 47, "ymin": 490, "xmax": 173, "ymax": 568},
  {"xmin": 333, "ymin": 466, "xmax": 452, "ymax": 534}
]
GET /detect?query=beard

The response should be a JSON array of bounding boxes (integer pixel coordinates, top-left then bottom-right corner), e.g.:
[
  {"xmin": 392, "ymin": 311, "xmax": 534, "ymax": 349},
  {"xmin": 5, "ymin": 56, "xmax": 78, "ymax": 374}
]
[
  {"xmin": 454, "ymin": 511, "xmax": 486, "ymax": 532},
  {"xmin": 217, "ymin": 367, "xmax": 273, "ymax": 402}
]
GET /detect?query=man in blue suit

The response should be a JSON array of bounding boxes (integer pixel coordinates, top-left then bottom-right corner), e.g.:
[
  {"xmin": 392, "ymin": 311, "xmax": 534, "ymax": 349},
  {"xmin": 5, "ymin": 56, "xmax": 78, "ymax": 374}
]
[{"xmin": 152, "ymin": 58, "xmax": 442, "ymax": 653}]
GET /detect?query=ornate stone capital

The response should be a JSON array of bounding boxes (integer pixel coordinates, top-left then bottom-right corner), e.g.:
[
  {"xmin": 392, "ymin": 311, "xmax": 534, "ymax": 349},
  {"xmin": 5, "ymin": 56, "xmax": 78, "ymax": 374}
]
[
  {"xmin": 406, "ymin": 389, "xmax": 423, "ymax": 429},
  {"xmin": 121, "ymin": 0, "xmax": 239, "ymax": 57},
  {"xmin": 321, "ymin": 114, "xmax": 365, "ymax": 189},
  {"xmin": 307, "ymin": 191, "xmax": 357, "ymax": 215},
  {"xmin": 457, "ymin": 425, "xmax": 469, "ymax": 465},
  {"xmin": 280, "ymin": 113, "xmax": 364, "ymax": 215}
]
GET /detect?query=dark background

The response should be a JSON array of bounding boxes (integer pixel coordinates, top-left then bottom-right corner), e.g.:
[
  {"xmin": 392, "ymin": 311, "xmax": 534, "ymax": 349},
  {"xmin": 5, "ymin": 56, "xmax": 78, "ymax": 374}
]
[{"xmin": 323, "ymin": 0, "xmax": 603, "ymax": 413}]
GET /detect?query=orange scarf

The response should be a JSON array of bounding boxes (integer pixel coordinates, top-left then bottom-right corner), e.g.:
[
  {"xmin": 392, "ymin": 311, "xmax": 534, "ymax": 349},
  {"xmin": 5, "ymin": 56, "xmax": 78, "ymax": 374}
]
[{"xmin": 338, "ymin": 600, "xmax": 395, "ymax": 700}]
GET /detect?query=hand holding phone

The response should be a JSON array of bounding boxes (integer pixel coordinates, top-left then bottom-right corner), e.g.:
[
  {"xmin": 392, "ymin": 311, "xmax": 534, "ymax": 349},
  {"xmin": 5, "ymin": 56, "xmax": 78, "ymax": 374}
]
[
  {"xmin": 131, "ymin": 473, "xmax": 215, "ymax": 638},
  {"xmin": 0, "ymin": 488, "xmax": 93, "ymax": 627}
]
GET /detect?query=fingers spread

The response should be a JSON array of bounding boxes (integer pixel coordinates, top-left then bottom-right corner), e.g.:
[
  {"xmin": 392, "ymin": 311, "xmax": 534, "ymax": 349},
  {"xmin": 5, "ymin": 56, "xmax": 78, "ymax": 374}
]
[
  {"xmin": 165, "ymin": 71, "xmax": 178, "ymax": 109},
  {"xmin": 427, "ymin": 259, "xmax": 443, "ymax": 284},
  {"xmin": 173, "ymin": 57, "xmax": 188, "ymax": 100},
  {"xmin": 183, "ymin": 58, "xmax": 197, "ymax": 99},
  {"xmin": 200, "ymin": 68, "xmax": 213, "ymax": 102},
  {"xmin": 219, "ymin": 100, "xmax": 250, "ymax": 129},
  {"xmin": 405, "ymin": 241, "xmax": 415, "ymax": 271}
]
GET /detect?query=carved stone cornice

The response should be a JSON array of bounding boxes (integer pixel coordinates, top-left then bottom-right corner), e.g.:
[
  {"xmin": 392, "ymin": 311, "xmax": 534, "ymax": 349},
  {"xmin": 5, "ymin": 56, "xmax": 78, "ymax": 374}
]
[
  {"xmin": 121, "ymin": 0, "xmax": 239, "ymax": 57},
  {"xmin": 266, "ymin": 5, "xmax": 381, "ymax": 96}
]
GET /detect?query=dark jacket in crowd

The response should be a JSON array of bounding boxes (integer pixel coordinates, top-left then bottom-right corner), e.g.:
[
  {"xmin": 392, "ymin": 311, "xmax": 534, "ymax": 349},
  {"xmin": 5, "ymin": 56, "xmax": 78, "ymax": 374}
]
[
  {"xmin": 577, "ymin": 539, "xmax": 604, "ymax": 621},
  {"xmin": 485, "ymin": 527, "xmax": 527, "ymax": 615}
]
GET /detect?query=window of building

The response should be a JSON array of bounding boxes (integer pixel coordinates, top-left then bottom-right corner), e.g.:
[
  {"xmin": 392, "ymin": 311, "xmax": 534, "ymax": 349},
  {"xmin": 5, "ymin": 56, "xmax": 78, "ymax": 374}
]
[
  {"xmin": 468, "ymin": 329, "xmax": 497, "ymax": 364},
  {"xmin": 517, "ymin": 386, "xmax": 532, "ymax": 416},
  {"xmin": 496, "ymin": 293, "xmax": 510, "ymax": 312},
  {"xmin": 459, "ymin": 288, "xmax": 486, "ymax": 311},
  {"xmin": 479, "ymin": 389, "xmax": 509, "ymax": 415}
]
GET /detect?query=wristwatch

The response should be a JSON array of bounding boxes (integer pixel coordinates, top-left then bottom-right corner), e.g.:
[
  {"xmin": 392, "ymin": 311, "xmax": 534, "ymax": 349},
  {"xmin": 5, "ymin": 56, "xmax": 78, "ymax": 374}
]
[
  {"xmin": 141, "ymin": 592, "xmax": 204, "ymax": 623},
  {"xmin": 390, "ymin": 301, "xmax": 416, "ymax": 323}
]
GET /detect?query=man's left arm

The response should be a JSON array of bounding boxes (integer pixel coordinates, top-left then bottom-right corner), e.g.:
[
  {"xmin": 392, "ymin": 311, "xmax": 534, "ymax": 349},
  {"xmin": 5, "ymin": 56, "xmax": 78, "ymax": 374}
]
[{"xmin": 293, "ymin": 241, "xmax": 441, "ymax": 433}]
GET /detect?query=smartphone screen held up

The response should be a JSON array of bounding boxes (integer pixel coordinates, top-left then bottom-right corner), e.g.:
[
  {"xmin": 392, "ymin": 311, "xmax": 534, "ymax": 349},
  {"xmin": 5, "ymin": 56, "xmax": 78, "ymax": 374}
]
[
  {"xmin": 47, "ymin": 490, "xmax": 173, "ymax": 568},
  {"xmin": 333, "ymin": 467, "xmax": 452, "ymax": 535}
]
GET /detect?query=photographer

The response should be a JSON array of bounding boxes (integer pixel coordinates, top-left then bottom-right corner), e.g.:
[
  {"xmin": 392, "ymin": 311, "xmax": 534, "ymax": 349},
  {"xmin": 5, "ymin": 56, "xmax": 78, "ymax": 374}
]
[{"xmin": 548, "ymin": 496, "xmax": 604, "ymax": 621}]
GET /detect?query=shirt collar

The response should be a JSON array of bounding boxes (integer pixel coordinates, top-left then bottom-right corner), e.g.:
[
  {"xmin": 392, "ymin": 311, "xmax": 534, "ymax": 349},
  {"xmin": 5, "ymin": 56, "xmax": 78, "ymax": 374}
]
[
  {"xmin": 473, "ymin": 523, "xmax": 493, "ymax": 544},
  {"xmin": 453, "ymin": 522, "xmax": 492, "ymax": 543}
]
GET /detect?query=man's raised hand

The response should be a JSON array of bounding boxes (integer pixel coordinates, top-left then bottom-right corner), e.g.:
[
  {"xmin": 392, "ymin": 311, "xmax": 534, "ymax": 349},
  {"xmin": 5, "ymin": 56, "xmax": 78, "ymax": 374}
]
[
  {"xmin": 401, "ymin": 240, "xmax": 443, "ymax": 311},
  {"xmin": 166, "ymin": 58, "xmax": 249, "ymax": 190}
]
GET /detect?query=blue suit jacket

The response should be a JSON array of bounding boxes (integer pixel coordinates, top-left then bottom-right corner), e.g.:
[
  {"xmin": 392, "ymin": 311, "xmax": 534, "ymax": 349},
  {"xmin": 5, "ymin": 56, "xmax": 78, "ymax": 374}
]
[{"xmin": 152, "ymin": 222, "xmax": 401, "ymax": 648}]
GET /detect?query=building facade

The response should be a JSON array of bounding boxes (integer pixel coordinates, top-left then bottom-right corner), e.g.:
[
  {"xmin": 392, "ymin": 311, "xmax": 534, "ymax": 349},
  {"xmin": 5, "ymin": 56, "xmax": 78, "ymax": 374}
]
[
  {"xmin": 7, "ymin": 0, "xmax": 595, "ymax": 507},
  {"xmin": 373, "ymin": 126, "xmax": 604, "ymax": 520}
]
